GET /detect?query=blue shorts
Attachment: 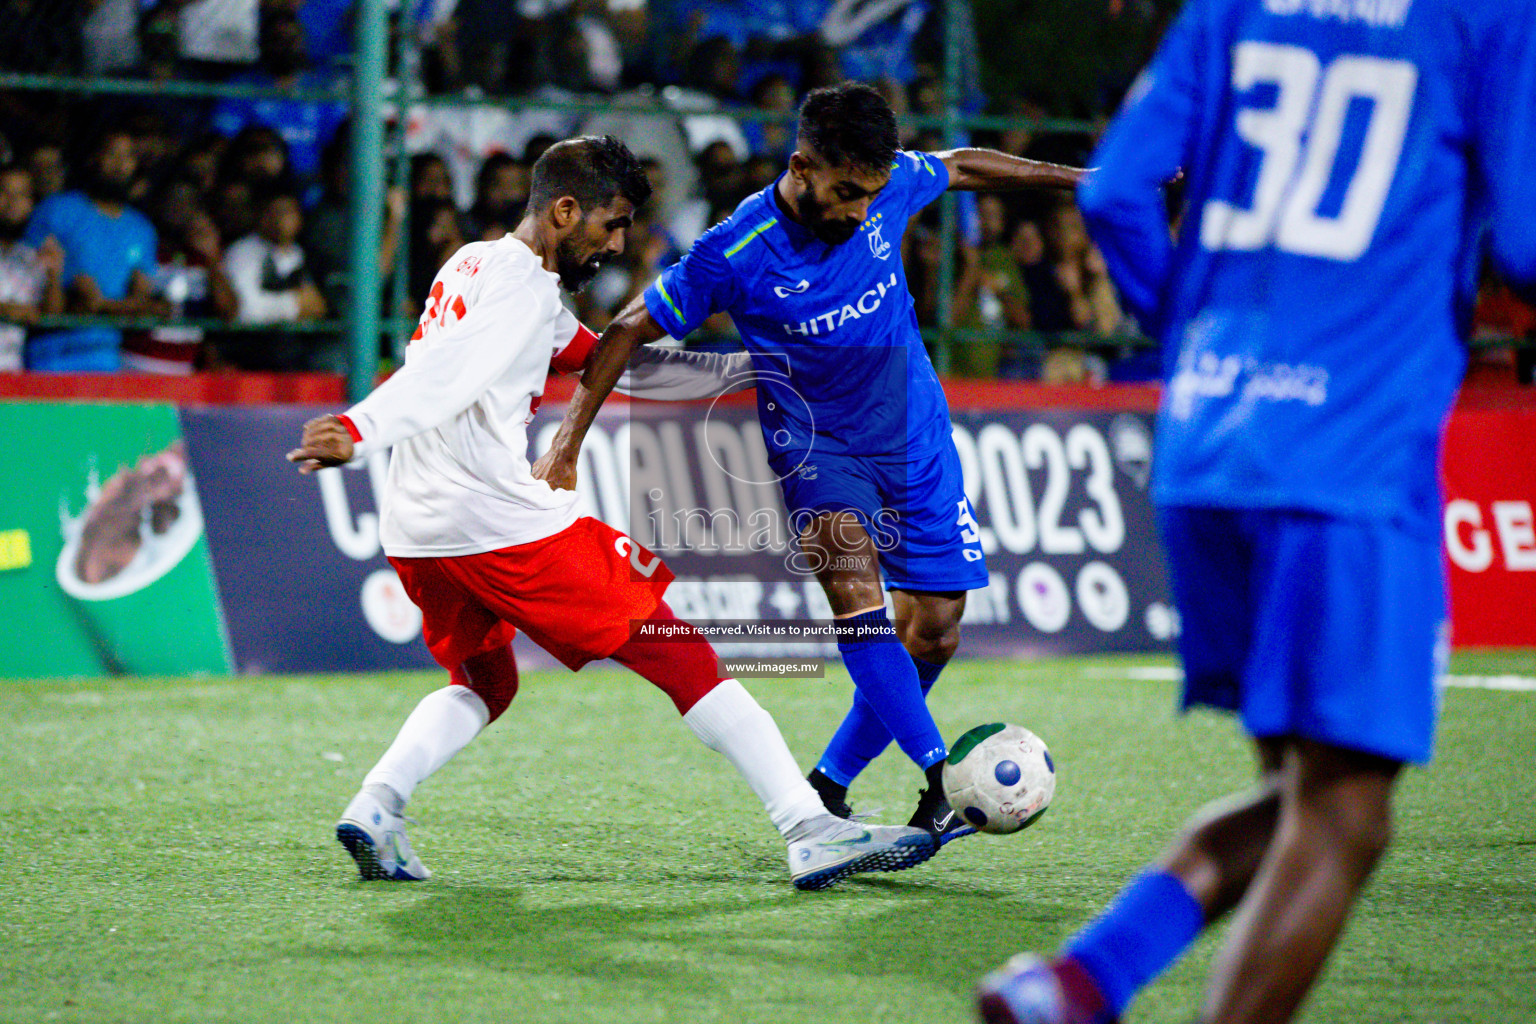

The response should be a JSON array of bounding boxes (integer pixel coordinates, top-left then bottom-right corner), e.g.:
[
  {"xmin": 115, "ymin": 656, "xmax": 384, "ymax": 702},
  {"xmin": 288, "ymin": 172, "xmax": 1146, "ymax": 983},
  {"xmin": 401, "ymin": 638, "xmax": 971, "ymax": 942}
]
[
  {"xmin": 773, "ymin": 441, "xmax": 990, "ymax": 592},
  {"xmin": 1159, "ymin": 505, "xmax": 1447, "ymax": 765}
]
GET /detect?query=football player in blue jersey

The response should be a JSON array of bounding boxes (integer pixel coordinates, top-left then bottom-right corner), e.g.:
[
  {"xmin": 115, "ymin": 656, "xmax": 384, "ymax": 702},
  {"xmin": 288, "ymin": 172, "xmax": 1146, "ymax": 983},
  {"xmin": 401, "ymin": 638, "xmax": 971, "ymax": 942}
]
[
  {"xmin": 534, "ymin": 83, "xmax": 1084, "ymax": 841},
  {"xmin": 977, "ymin": 0, "xmax": 1536, "ymax": 1021}
]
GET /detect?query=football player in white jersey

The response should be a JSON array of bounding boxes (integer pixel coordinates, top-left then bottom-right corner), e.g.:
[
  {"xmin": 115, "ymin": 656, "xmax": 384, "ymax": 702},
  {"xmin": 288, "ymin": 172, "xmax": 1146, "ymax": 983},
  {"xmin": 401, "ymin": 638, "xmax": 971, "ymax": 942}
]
[{"xmin": 288, "ymin": 135, "xmax": 938, "ymax": 891}]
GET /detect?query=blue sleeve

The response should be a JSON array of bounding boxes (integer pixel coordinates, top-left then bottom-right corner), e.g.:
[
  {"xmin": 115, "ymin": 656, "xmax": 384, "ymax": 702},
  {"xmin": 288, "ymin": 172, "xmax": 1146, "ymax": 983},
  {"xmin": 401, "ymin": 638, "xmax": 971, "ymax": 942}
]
[
  {"xmin": 1076, "ymin": 0, "xmax": 1207, "ymax": 337},
  {"xmin": 897, "ymin": 150, "xmax": 951, "ymax": 216},
  {"xmin": 1473, "ymin": 0, "xmax": 1536, "ymax": 295},
  {"xmin": 643, "ymin": 232, "xmax": 735, "ymax": 339},
  {"xmin": 22, "ymin": 194, "xmax": 61, "ymax": 248}
]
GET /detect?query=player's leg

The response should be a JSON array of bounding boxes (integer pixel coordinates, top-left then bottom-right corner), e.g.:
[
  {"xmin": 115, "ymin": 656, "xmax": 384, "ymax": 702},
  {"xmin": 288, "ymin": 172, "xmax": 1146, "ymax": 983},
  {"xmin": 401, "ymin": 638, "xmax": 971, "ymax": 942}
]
[
  {"xmin": 1195, "ymin": 510, "xmax": 1441, "ymax": 1022},
  {"xmin": 977, "ymin": 741, "xmax": 1284, "ymax": 1024},
  {"xmin": 608, "ymin": 599, "xmax": 828, "ymax": 835},
  {"xmin": 1199, "ymin": 740, "xmax": 1399, "ymax": 1024},
  {"xmin": 609, "ymin": 599, "xmax": 938, "ymax": 888},
  {"xmin": 337, "ymin": 555, "xmax": 519, "ymax": 880},
  {"xmin": 1158, "ymin": 738, "xmax": 1283, "ymax": 919},
  {"xmin": 778, "ymin": 455, "xmax": 950, "ymax": 804},
  {"xmin": 356, "ymin": 644, "xmax": 518, "ymax": 817},
  {"xmin": 809, "ymin": 441, "xmax": 987, "ymax": 835},
  {"xmin": 799, "ymin": 510, "xmax": 951, "ymax": 792},
  {"xmin": 809, "ymin": 588, "xmax": 969, "ymax": 830},
  {"xmin": 980, "ymin": 508, "xmax": 1444, "ymax": 1023},
  {"xmin": 456, "ymin": 516, "xmax": 940, "ymax": 888},
  {"xmin": 977, "ymin": 505, "xmax": 1263, "ymax": 1020}
]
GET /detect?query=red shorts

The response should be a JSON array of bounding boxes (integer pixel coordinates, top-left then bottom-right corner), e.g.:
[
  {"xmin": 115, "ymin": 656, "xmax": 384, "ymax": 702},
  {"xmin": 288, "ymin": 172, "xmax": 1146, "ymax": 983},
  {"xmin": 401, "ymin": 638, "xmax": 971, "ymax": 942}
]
[{"xmin": 389, "ymin": 517, "xmax": 674, "ymax": 671}]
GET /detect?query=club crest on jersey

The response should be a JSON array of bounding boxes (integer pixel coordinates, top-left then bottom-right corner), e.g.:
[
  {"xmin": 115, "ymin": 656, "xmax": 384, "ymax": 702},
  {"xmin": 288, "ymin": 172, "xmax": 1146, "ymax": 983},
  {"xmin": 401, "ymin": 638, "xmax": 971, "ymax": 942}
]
[{"xmin": 862, "ymin": 211, "xmax": 892, "ymax": 260}]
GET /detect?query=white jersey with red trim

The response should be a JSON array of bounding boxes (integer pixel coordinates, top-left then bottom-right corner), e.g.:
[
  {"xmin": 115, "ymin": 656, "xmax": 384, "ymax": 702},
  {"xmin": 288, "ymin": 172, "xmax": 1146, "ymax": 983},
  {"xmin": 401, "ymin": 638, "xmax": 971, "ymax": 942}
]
[{"xmin": 342, "ymin": 234, "xmax": 598, "ymax": 557}]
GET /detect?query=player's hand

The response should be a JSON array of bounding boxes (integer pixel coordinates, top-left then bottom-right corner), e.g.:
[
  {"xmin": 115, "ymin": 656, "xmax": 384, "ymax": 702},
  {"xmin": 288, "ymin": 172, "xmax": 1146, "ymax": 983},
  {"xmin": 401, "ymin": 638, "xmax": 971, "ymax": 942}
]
[
  {"xmin": 37, "ymin": 235, "xmax": 64, "ymax": 277},
  {"xmin": 531, "ymin": 447, "xmax": 578, "ymax": 491},
  {"xmin": 72, "ymin": 273, "xmax": 105, "ymax": 312},
  {"xmin": 287, "ymin": 414, "xmax": 355, "ymax": 473}
]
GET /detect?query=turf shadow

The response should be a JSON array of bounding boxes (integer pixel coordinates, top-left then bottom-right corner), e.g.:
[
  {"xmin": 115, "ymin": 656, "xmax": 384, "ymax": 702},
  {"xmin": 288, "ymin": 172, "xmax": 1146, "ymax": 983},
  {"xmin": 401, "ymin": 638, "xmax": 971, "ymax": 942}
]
[
  {"xmin": 375, "ymin": 885, "xmax": 800, "ymax": 987},
  {"xmin": 365, "ymin": 879, "xmax": 1080, "ymax": 998}
]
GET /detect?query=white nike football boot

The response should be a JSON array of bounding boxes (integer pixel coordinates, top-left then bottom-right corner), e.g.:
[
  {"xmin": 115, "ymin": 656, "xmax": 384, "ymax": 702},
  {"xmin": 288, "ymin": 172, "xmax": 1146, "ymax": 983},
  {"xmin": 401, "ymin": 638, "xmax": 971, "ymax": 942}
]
[
  {"xmin": 785, "ymin": 814, "xmax": 938, "ymax": 891},
  {"xmin": 335, "ymin": 790, "xmax": 431, "ymax": 881}
]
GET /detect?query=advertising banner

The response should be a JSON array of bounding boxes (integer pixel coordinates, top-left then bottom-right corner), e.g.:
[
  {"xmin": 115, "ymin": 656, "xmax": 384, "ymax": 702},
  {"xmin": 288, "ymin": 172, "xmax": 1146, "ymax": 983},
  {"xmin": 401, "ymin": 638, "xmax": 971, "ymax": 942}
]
[
  {"xmin": 1441, "ymin": 406, "xmax": 1536, "ymax": 646},
  {"xmin": 180, "ymin": 406, "xmax": 441, "ymax": 674},
  {"xmin": 0, "ymin": 403, "xmax": 230, "ymax": 677},
  {"xmin": 15, "ymin": 395, "xmax": 1523, "ymax": 678},
  {"xmin": 176, "ymin": 400, "xmax": 1174, "ymax": 674}
]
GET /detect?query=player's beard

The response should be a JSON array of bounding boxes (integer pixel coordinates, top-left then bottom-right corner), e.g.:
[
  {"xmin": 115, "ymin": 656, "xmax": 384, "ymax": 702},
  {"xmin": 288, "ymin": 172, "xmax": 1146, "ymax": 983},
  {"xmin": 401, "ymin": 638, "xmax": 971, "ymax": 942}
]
[
  {"xmin": 797, "ymin": 190, "xmax": 859, "ymax": 246},
  {"xmin": 554, "ymin": 235, "xmax": 605, "ymax": 293}
]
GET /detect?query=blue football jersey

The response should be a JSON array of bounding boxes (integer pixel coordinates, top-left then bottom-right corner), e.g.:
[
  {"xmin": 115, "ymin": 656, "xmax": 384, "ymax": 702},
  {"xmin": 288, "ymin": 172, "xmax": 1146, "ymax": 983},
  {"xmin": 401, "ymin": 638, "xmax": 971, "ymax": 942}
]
[
  {"xmin": 1078, "ymin": 0, "xmax": 1536, "ymax": 531},
  {"xmin": 644, "ymin": 151, "xmax": 953, "ymax": 459}
]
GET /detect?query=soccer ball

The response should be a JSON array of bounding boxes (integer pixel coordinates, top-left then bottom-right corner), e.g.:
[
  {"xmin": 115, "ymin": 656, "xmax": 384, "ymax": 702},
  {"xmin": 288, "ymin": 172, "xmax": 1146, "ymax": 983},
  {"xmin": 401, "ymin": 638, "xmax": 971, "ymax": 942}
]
[{"xmin": 942, "ymin": 723, "xmax": 1055, "ymax": 834}]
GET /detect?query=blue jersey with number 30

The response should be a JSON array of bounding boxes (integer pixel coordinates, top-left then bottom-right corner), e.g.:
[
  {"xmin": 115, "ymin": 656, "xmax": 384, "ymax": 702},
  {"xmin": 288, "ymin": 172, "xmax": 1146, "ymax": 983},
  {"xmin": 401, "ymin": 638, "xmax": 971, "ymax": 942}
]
[
  {"xmin": 643, "ymin": 151, "xmax": 953, "ymax": 459},
  {"xmin": 1079, "ymin": 0, "xmax": 1536, "ymax": 531}
]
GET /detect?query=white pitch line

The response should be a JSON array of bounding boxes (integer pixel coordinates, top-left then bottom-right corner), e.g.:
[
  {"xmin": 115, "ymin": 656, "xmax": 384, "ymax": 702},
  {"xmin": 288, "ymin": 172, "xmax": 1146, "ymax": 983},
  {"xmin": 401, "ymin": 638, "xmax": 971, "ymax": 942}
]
[
  {"xmin": 1442, "ymin": 675, "xmax": 1536, "ymax": 692},
  {"xmin": 1080, "ymin": 666, "xmax": 1536, "ymax": 692},
  {"xmin": 1080, "ymin": 666, "xmax": 1184, "ymax": 681},
  {"xmin": 1081, "ymin": 660, "xmax": 1536, "ymax": 693}
]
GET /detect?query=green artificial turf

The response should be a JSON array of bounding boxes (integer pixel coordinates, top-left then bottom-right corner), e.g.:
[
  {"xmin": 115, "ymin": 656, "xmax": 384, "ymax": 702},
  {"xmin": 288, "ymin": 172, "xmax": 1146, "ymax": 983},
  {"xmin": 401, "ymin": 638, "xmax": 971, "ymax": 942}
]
[{"xmin": 2, "ymin": 653, "xmax": 1532, "ymax": 1024}]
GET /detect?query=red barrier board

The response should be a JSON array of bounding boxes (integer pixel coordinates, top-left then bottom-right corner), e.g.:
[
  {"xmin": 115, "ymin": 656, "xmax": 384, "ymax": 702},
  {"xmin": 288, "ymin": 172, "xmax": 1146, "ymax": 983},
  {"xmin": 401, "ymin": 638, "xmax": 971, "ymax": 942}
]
[
  {"xmin": 1441, "ymin": 405, "xmax": 1536, "ymax": 646},
  {"xmin": 0, "ymin": 371, "xmax": 345, "ymax": 405}
]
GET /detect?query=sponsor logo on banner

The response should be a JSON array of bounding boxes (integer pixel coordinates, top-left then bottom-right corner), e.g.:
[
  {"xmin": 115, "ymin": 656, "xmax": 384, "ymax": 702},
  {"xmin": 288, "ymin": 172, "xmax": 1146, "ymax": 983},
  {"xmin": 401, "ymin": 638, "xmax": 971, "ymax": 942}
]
[
  {"xmin": 1440, "ymin": 406, "xmax": 1536, "ymax": 646},
  {"xmin": 1018, "ymin": 562, "xmax": 1072, "ymax": 634},
  {"xmin": 0, "ymin": 404, "xmax": 229, "ymax": 678},
  {"xmin": 360, "ymin": 568, "xmax": 423, "ymax": 645},
  {"xmin": 1444, "ymin": 499, "xmax": 1536, "ymax": 573},
  {"xmin": 1076, "ymin": 561, "xmax": 1130, "ymax": 632}
]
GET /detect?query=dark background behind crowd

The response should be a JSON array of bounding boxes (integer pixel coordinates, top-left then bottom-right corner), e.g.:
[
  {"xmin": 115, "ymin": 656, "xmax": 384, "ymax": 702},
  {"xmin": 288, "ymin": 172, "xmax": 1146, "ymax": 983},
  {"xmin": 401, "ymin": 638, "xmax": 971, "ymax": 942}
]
[{"xmin": 0, "ymin": 0, "xmax": 1530, "ymax": 382}]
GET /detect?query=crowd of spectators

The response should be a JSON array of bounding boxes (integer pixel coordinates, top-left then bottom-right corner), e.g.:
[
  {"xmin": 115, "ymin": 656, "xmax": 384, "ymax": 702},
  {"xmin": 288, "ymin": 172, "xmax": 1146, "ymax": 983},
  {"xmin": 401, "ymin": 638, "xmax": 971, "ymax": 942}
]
[{"xmin": 0, "ymin": 0, "xmax": 1529, "ymax": 380}]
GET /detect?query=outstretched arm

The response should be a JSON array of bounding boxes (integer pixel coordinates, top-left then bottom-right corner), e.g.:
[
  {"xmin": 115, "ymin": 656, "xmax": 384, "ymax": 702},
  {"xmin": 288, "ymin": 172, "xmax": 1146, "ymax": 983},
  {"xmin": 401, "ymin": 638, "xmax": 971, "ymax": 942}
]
[
  {"xmin": 288, "ymin": 277, "xmax": 548, "ymax": 472},
  {"xmin": 531, "ymin": 294, "xmax": 668, "ymax": 490},
  {"xmin": 615, "ymin": 345, "xmax": 755, "ymax": 400},
  {"xmin": 936, "ymin": 148, "xmax": 1086, "ymax": 192},
  {"xmin": 1076, "ymin": 10, "xmax": 1202, "ymax": 337}
]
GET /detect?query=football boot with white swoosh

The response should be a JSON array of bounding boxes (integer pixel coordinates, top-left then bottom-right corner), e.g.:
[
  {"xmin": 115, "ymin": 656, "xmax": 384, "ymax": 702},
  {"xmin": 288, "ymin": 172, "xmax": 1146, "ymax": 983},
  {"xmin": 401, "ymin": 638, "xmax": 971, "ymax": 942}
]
[
  {"xmin": 785, "ymin": 814, "xmax": 937, "ymax": 890},
  {"xmin": 335, "ymin": 789, "xmax": 431, "ymax": 881}
]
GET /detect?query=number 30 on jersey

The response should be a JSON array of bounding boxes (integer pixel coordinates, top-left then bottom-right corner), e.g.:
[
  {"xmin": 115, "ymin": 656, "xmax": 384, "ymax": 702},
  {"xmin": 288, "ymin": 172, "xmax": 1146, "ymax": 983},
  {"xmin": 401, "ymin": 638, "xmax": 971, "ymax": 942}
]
[{"xmin": 1200, "ymin": 42, "xmax": 1418, "ymax": 262}]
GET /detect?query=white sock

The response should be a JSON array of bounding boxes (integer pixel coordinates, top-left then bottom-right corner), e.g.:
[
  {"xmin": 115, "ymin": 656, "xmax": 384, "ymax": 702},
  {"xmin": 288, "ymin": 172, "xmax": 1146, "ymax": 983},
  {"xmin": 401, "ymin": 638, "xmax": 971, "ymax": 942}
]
[
  {"xmin": 361, "ymin": 685, "xmax": 490, "ymax": 807},
  {"xmin": 681, "ymin": 678, "xmax": 829, "ymax": 837}
]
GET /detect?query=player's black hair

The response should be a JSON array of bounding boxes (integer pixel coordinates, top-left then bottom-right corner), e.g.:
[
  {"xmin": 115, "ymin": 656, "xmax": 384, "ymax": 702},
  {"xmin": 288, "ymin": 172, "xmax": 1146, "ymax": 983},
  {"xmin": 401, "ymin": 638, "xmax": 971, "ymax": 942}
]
[
  {"xmin": 796, "ymin": 82, "xmax": 899, "ymax": 173},
  {"xmin": 526, "ymin": 135, "xmax": 651, "ymax": 215}
]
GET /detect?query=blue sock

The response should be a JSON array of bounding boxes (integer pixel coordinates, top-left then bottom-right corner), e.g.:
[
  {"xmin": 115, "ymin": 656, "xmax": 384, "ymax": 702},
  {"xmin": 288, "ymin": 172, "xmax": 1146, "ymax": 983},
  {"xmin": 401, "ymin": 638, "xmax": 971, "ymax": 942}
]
[
  {"xmin": 823, "ymin": 610, "xmax": 947, "ymax": 776},
  {"xmin": 1064, "ymin": 869, "xmax": 1205, "ymax": 1018},
  {"xmin": 817, "ymin": 656, "xmax": 946, "ymax": 785}
]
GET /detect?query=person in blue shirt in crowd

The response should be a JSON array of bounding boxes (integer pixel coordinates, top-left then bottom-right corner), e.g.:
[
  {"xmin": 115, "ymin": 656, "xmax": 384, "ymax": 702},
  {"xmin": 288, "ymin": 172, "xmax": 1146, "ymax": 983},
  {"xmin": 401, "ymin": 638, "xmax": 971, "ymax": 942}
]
[
  {"xmin": 977, "ymin": 0, "xmax": 1536, "ymax": 1022},
  {"xmin": 211, "ymin": 8, "xmax": 347, "ymax": 183},
  {"xmin": 24, "ymin": 129, "xmax": 166, "ymax": 371},
  {"xmin": 534, "ymin": 83, "xmax": 1083, "ymax": 840}
]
